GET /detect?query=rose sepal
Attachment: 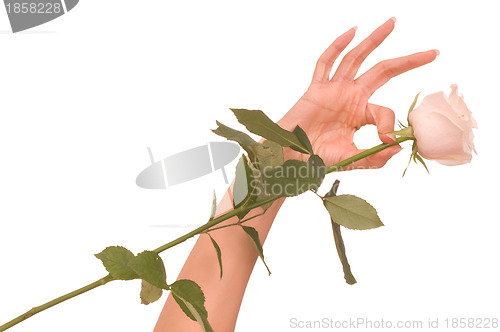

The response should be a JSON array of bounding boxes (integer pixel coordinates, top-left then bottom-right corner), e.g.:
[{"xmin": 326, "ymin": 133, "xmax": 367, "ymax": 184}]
[
  {"xmin": 403, "ymin": 140, "xmax": 429, "ymax": 176},
  {"xmin": 383, "ymin": 92, "xmax": 429, "ymax": 176},
  {"xmin": 406, "ymin": 92, "xmax": 421, "ymax": 125},
  {"xmin": 383, "ymin": 126, "xmax": 414, "ymax": 138}
]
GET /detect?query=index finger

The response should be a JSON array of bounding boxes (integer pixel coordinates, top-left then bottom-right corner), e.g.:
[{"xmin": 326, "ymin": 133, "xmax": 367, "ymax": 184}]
[{"xmin": 356, "ymin": 50, "xmax": 439, "ymax": 94}]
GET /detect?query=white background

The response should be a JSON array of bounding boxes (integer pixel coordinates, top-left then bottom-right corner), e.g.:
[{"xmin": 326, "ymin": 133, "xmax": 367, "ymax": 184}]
[{"xmin": 0, "ymin": 1, "xmax": 498, "ymax": 331}]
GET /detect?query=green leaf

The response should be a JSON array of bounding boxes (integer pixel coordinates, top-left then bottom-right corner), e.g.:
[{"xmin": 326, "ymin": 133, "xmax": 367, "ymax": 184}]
[
  {"xmin": 242, "ymin": 226, "xmax": 271, "ymax": 275},
  {"xmin": 95, "ymin": 246, "xmax": 138, "ymax": 280},
  {"xmin": 246, "ymin": 140, "xmax": 283, "ymax": 212},
  {"xmin": 247, "ymin": 162, "xmax": 277, "ymax": 212},
  {"xmin": 212, "ymin": 121, "xmax": 285, "ymax": 168},
  {"xmin": 140, "ymin": 280, "xmax": 163, "ymax": 305},
  {"xmin": 233, "ymin": 155, "xmax": 255, "ymax": 212},
  {"xmin": 212, "ymin": 121, "xmax": 261, "ymax": 162},
  {"xmin": 207, "ymin": 234, "xmax": 223, "ymax": 279},
  {"xmin": 292, "ymin": 125, "xmax": 314, "ymax": 154},
  {"xmin": 306, "ymin": 154, "xmax": 326, "ymax": 192},
  {"xmin": 230, "ymin": 108, "xmax": 310, "ymax": 154},
  {"xmin": 323, "ymin": 195, "xmax": 383, "ymax": 230},
  {"xmin": 254, "ymin": 140, "xmax": 284, "ymax": 170},
  {"xmin": 261, "ymin": 156, "xmax": 325, "ymax": 198},
  {"xmin": 252, "ymin": 182, "xmax": 276, "ymax": 212},
  {"xmin": 171, "ymin": 279, "xmax": 213, "ymax": 332},
  {"xmin": 128, "ymin": 251, "xmax": 168, "ymax": 289},
  {"xmin": 209, "ymin": 191, "xmax": 217, "ymax": 220}
]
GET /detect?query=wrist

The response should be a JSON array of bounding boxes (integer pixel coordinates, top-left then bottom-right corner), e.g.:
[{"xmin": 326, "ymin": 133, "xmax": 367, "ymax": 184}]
[
  {"xmin": 281, "ymin": 146, "xmax": 307, "ymax": 162},
  {"xmin": 277, "ymin": 100, "xmax": 313, "ymax": 162}
]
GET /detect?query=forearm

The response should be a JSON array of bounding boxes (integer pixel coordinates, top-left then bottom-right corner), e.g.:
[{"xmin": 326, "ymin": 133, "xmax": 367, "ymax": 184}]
[{"xmin": 154, "ymin": 186, "xmax": 286, "ymax": 332}]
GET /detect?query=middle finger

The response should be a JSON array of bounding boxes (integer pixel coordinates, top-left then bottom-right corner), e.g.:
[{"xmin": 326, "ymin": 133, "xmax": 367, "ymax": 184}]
[{"xmin": 331, "ymin": 17, "xmax": 396, "ymax": 82}]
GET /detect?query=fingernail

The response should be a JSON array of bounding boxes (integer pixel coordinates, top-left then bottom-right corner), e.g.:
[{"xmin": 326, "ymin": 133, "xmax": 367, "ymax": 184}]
[
  {"xmin": 378, "ymin": 131, "xmax": 396, "ymax": 143},
  {"xmin": 390, "ymin": 16, "xmax": 397, "ymax": 23},
  {"xmin": 433, "ymin": 49, "xmax": 440, "ymax": 56},
  {"xmin": 352, "ymin": 26, "xmax": 358, "ymax": 32},
  {"xmin": 389, "ymin": 145, "xmax": 403, "ymax": 157}
]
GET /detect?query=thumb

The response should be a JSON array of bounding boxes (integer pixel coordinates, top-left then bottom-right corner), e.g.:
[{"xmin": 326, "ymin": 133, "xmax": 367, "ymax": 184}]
[
  {"xmin": 366, "ymin": 145, "xmax": 402, "ymax": 168},
  {"xmin": 351, "ymin": 145, "xmax": 402, "ymax": 169},
  {"xmin": 366, "ymin": 104, "xmax": 396, "ymax": 143}
]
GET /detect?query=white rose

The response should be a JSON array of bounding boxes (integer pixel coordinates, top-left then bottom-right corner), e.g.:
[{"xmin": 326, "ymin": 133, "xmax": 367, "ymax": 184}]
[{"xmin": 409, "ymin": 84, "xmax": 477, "ymax": 166}]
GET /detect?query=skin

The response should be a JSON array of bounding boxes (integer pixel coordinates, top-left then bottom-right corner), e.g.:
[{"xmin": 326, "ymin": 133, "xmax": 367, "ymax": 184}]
[{"xmin": 154, "ymin": 18, "xmax": 438, "ymax": 332}]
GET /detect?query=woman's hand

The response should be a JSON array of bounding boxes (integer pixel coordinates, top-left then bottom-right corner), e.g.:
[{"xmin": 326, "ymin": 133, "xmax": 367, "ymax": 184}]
[{"xmin": 278, "ymin": 18, "xmax": 438, "ymax": 169}]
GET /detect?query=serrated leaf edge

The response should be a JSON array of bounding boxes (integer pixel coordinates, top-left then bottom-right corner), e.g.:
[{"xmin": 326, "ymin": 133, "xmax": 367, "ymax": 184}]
[{"xmin": 323, "ymin": 195, "xmax": 384, "ymax": 230}]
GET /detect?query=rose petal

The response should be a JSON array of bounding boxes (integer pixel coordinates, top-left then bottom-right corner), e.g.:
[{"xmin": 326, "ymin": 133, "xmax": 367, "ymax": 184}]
[
  {"xmin": 448, "ymin": 84, "xmax": 478, "ymax": 128},
  {"xmin": 409, "ymin": 85, "xmax": 477, "ymax": 166},
  {"xmin": 413, "ymin": 112, "xmax": 472, "ymax": 166}
]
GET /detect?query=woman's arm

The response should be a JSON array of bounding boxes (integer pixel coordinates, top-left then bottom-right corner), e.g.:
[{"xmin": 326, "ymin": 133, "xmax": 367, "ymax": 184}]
[
  {"xmin": 154, "ymin": 17, "xmax": 438, "ymax": 332},
  {"xmin": 154, "ymin": 187, "xmax": 286, "ymax": 332}
]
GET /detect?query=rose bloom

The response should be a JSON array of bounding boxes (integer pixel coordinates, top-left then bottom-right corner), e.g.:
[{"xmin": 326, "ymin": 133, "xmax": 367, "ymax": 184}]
[{"xmin": 409, "ymin": 84, "xmax": 477, "ymax": 166}]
